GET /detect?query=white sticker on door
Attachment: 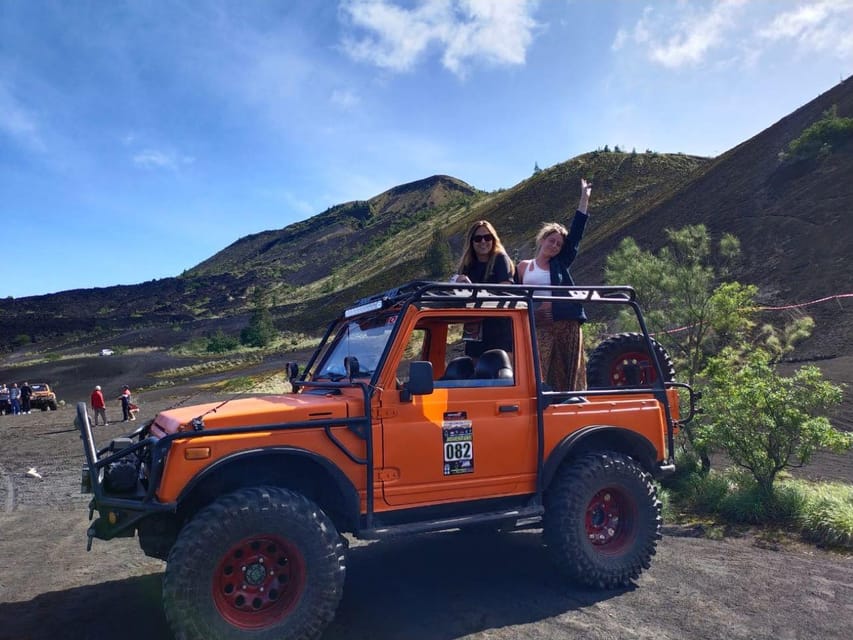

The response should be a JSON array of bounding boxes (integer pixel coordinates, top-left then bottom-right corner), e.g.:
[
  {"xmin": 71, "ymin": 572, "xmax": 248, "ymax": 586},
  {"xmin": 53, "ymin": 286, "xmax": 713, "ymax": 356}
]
[{"xmin": 443, "ymin": 411, "xmax": 474, "ymax": 475}]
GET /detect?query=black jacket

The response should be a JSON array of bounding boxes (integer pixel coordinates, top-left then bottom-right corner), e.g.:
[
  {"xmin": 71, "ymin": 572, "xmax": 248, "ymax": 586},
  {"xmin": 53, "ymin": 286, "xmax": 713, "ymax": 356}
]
[{"xmin": 549, "ymin": 210, "xmax": 588, "ymax": 322}]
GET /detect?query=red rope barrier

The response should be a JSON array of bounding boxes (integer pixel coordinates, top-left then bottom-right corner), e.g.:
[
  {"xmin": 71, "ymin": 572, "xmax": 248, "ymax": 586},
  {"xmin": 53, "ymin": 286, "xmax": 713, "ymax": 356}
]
[
  {"xmin": 651, "ymin": 293, "xmax": 851, "ymax": 336},
  {"xmin": 753, "ymin": 293, "xmax": 853, "ymax": 311}
]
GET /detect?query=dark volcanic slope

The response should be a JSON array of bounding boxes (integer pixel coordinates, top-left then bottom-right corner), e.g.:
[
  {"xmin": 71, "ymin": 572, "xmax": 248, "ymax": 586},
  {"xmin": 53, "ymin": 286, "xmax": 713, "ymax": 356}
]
[{"xmin": 575, "ymin": 76, "xmax": 853, "ymax": 362}]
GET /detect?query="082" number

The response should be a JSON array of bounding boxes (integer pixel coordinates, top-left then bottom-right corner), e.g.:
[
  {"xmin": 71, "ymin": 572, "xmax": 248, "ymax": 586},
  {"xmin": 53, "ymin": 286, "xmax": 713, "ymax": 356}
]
[{"xmin": 444, "ymin": 442, "xmax": 472, "ymax": 461}]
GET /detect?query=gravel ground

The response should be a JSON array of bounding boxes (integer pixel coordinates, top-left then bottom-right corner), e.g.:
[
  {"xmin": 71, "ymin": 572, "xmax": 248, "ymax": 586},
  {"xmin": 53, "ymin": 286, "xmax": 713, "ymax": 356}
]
[{"xmin": 1, "ymin": 391, "xmax": 852, "ymax": 640}]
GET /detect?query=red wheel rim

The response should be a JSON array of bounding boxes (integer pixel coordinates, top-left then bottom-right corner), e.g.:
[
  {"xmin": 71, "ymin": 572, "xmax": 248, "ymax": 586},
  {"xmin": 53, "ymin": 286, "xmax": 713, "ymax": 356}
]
[
  {"xmin": 212, "ymin": 534, "xmax": 306, "ymax": 630},
  {"xmin": 609, "ymin": 351, "xmax": 657, "ymax": 385},
  {"xmin": 585, "ymin": 487, "xmax": 636, "ymax": 553}
]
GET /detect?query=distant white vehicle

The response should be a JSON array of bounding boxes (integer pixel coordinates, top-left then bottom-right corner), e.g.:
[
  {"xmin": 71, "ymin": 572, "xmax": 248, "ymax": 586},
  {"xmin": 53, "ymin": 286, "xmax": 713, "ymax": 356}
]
[{"xmin": 99, "ymin": 349, "xmax": 114, "ymax": 356}]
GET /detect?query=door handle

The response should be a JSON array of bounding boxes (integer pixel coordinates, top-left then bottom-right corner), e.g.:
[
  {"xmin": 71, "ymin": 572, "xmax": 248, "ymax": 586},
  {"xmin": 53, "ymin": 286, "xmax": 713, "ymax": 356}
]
[{"xmin": 498, "ymin": 404, "xmax": 519, "ymax": 413}]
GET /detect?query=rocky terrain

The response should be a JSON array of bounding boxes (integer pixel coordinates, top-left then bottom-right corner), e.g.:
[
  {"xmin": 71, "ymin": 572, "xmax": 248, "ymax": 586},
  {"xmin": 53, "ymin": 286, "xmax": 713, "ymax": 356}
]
[{"xmin": 0, "ymin": 382, "xmax": 851, "ymax": 640}]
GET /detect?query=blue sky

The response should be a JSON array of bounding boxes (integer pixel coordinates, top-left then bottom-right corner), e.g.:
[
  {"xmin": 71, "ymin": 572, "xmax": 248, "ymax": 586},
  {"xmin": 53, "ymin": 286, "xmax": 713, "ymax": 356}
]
[{"xmin": 2, "ymin": 0, "xmax": 851, "ymax": 298}]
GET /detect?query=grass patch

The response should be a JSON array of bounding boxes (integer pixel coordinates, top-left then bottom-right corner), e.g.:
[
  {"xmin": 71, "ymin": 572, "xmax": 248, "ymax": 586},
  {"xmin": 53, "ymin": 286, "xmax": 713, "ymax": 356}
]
[
  {"xmin": 786, "ymin": 479, "xmax": 853, "ymax": 548},
  {"xmin": 153, "ymin": 354, "xmax": 263, "ymax": 380},
  {"xmin": 663, "ymin": 464, "xmax": 853, "ymax": 550},
  {"xmin": 204, "ymin": 372, "xmax": 291, "ymax": 394},
  {"xmin": 170, "ymin": 332, "xmax": 319, "ymax": 358}
]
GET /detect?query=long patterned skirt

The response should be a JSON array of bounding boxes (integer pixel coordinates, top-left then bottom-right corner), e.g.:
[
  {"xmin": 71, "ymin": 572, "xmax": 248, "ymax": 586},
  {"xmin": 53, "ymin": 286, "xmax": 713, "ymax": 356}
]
[{"xmin": 537, "ymin": 320, "xmax": 586, "ymax": 391}]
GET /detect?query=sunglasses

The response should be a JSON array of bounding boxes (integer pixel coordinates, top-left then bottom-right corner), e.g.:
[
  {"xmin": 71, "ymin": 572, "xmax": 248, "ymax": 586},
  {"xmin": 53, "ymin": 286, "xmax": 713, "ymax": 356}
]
[{"xmin": 472, "ymin": 233, "xmax": 493, "ymax": 243}]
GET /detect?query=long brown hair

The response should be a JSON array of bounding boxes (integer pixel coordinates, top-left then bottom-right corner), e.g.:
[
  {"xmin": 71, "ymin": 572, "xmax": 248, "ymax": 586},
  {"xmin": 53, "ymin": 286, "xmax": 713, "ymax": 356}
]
[{"xmin": 457, "ymin": 220, "xmax": 514, "ymax": 280}]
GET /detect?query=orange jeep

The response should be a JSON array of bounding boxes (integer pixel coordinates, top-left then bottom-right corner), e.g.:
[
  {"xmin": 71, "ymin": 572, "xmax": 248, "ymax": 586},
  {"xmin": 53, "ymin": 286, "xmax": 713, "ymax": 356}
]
[{"xmin": 77, "ymin": 281, "xmax": 696, "ymax": 640}]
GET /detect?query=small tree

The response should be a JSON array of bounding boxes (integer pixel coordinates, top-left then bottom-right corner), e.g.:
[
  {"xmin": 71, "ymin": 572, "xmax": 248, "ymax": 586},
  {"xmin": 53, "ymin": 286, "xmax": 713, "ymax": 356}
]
[
  {"xmin": 241, "ymin": 293, "xmax": 276, "ymax": 348},
  {"xmin": 604, "ymin": 224, "xmax": 813, "ymax": 471},
  {"xmin": 700, "ymin": 349, "xmax": 849, "ymax": 495},
  {"xmin": 424, "ymin": 229, "xmax": 452, "ymax": 279},
  {"xmin": 533, "ymin": 161, "xmax": 542, "ymax": 175},
  {"xmin": 604, "ymin": 225, "xmax": 745, "ymax": 386}
]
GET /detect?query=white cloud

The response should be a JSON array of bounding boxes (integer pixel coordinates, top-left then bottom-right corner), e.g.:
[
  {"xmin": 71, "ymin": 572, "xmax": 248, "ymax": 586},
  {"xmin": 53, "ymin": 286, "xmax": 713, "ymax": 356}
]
[
  {"xmin": 0, "ymin": 82, "xmax": 45, "ymax": 152},
  {"xmin": 647, "ymin": 0, "xmax": 746, "ymax": 69},
  {"xmin": 331, "ymin": 88, "xmax": 361, "ymax": 109},
  {"xmin": 758, "ymin": 0, "xmax": 853, "ymax": 59},
  {"xmin": 614, "ymin": 0, "xmax": 853, "ymax": 70},
  {"xmin": 339, "ymin": 0, "xmax": 538, "ymax": 76},
  {"xmin": 132, "ymin": 149, "xmax": 195, "ymax": 171}
]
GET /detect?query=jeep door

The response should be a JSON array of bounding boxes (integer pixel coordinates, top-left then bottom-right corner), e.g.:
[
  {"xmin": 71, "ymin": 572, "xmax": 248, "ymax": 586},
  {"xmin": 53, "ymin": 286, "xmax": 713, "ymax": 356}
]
[{"xmin": 378, "ymin": 313, "xmax": 537, "ymax": 506}]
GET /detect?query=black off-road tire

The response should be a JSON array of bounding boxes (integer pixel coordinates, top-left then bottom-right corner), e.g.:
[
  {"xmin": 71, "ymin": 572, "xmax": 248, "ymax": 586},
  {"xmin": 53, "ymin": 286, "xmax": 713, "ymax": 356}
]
[
  {"xmin": 162, "ymin": 486, "xmax": 346, "ymax": 640},
  {"xmin": 587, "ymin": 332, "xmax": 675, "ymax": 388},
  {"xmin": 543, "ymin": 452, "xmax": 662, "ymax": 589},
  {"xmin": 137, "ymin": 514, "xmax": 179, "ymax": 561}
]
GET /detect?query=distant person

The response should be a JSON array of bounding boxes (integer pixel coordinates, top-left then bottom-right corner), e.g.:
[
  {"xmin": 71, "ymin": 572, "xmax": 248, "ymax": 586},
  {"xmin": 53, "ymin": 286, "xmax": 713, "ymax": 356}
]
[
  {"xmin": 91, "ymin": 385, "xmax": 108, "ymax": 426},
  {"xmin": 453, "ymin": 220, "xmax": 515, "ymax": 358},
  {"xmin": 20, "ymin": 381, "xmax": 33, "ymax": 414},
  {"xmin": 0, "ymin": 384, "xmax": 9, "ymax": 415},
  {"xmin": 516, "ymin": 178, "xmax": 592, "ymax": 391},
  {"xmin": 9, "ymin": 383, "xmax": 22, "ymax": 415},
  {"xmin": 119, "ymin": 385, "xmax": 133, "ymax": 421}
]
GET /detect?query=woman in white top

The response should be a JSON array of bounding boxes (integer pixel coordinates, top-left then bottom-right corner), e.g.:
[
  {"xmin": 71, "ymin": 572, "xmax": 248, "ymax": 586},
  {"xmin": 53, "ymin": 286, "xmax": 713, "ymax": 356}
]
[{"xmin": 516, "ymin": 179, "xmax": 592, "ymax": 390}]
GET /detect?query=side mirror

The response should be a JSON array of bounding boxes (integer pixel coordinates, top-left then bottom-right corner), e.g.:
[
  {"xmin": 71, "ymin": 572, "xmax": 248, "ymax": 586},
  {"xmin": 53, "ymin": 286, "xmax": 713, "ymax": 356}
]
[
  {"xmin": 285, "ymin": 362, "xmax": 300, "ymax": 391},
  {"xmin": 401, "ymin": 361, "xmax": 434, "ymax": 401}
]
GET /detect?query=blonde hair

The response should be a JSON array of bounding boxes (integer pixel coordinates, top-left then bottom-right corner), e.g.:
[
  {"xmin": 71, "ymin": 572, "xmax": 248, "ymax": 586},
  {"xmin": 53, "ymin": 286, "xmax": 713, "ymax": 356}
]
[
  {"xmin": 457, "ymin": 220, "xmax": 514, "ymax": 280},
  {"xmin": 535, "ymin": 222, "xmax": 569, "ymax": 253}
]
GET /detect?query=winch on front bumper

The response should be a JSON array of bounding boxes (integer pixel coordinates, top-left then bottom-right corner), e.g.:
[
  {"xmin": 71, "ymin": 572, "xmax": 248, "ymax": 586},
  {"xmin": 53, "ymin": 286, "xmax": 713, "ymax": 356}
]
[{"xmin": 76, "ymin": 401, "xmax": 174, "ymax": 549}]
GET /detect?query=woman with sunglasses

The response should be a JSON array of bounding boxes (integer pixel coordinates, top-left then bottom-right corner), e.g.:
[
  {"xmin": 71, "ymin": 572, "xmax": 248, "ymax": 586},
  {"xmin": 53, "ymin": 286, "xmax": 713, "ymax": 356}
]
[
  {"xmin": 516, "ymin": 178, "xmax": 592, "ymax": 391},
  {"xmin": 453, "ymin": 220, "xmax": 515, "ymax": 357}
]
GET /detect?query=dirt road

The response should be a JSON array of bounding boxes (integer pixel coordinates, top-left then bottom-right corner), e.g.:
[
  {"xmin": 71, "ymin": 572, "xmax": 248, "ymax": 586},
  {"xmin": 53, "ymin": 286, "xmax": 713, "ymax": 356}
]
[{"xmin": 1, "ymin": 397, "xmax": 852, "ymax": 640}]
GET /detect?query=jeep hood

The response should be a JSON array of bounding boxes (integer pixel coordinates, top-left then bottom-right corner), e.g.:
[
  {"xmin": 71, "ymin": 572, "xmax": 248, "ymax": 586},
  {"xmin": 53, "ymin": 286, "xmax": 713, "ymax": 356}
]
[{"xmin": 149, "ymin": 393, "xmax": 355, "ymax": 437}]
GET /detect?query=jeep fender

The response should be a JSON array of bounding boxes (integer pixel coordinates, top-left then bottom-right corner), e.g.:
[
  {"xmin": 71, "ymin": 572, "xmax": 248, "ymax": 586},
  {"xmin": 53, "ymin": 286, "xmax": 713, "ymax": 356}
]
[
  {"xmin": 174, "ymin": 446, "xmax": 361, "ymax": 532},
  {"xmin": 542, "ymin": 426, "xmax": 660, "ymax": 489}
]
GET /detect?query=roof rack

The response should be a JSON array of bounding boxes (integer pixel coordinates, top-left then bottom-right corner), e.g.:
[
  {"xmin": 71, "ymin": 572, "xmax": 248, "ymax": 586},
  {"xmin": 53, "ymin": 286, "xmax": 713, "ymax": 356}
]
[{"xmin": 345, "ymin": 280, "xmax": 636, "ymax": 318}]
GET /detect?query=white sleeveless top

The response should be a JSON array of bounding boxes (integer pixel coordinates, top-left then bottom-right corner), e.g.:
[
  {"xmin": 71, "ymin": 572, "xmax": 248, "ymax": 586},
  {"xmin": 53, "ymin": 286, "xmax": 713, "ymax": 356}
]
[{"xmin": 521, "ymin": 260, "xmax": 551, "ymax": 296}]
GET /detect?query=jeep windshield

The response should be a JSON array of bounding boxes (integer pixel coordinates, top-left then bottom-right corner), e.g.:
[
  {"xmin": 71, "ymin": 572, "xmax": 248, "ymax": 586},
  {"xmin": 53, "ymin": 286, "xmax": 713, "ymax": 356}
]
[{"xmin": 312, "ymin": 313, "xmax": 398, "ymax": 381}]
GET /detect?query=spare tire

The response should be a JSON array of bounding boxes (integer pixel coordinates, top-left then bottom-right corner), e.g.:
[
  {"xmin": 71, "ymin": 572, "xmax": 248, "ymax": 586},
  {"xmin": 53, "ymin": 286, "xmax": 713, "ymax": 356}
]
[{"xmin": 587, "ymin": 332, "xmax": 675, "ymax": 388}]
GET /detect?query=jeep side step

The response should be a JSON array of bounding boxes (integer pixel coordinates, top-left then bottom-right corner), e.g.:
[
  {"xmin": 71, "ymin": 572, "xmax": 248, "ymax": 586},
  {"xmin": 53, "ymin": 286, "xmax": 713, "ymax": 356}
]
[{"xmin": 359, "ymin": 505, "xmax": 545, "ymax": 539}]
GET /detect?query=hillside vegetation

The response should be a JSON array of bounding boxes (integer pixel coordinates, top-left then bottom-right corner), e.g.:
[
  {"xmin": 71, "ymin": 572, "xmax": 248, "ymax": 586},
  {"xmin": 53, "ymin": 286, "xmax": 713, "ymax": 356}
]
[{"xmin": 0, "ymin": 78, "xmax": 851, "ymax": 394}]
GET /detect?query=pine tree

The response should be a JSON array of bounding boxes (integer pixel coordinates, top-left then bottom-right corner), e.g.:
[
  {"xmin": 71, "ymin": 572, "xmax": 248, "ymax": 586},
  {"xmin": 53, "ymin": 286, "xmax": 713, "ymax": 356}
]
[
  {"xmin": 240, "ymin": 291, "xmax": 276, "ymax": 348},
  {"xmin": 425, "ymin": 229, "xmax": 452, "ymax": 279}
]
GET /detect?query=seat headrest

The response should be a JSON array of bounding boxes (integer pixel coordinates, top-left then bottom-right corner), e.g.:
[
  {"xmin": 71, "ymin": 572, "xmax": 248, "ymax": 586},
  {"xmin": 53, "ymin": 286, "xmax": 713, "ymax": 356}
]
[
  {"xmin": 441, "ymin": 356, "xmax": 475, "ymax": 380},
  {"xmin": 474, "ymin": 349, "xmax": 513, "ymax": 379}
]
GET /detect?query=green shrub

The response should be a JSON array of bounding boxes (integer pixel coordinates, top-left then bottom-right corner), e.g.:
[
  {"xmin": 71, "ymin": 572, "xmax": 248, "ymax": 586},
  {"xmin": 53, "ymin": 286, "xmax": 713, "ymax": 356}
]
[
  {"xmin": 206, "ymin": 330, "xmax": 239, "ymax": 353},
  {"xmin": 717, "ymin": 480, "xmax": 804, "ymax": 525},
  {"xmin": 700, "ymin": 352, "xmax": 849, "ymax": 494},
  {"xmin": 781, "ymin": 105, "xmax": 853, "ymax": 162}
]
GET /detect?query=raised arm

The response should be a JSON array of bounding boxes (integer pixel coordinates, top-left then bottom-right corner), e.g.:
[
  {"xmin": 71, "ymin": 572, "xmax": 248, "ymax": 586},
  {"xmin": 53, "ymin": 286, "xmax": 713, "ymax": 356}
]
[
  {"xmin": 558, "ymin": 179, "xmax": 592, "ymax": 265},
  {"xmin": 578, "ymin": 178, "xmax": 592, "ymax": 214}
]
